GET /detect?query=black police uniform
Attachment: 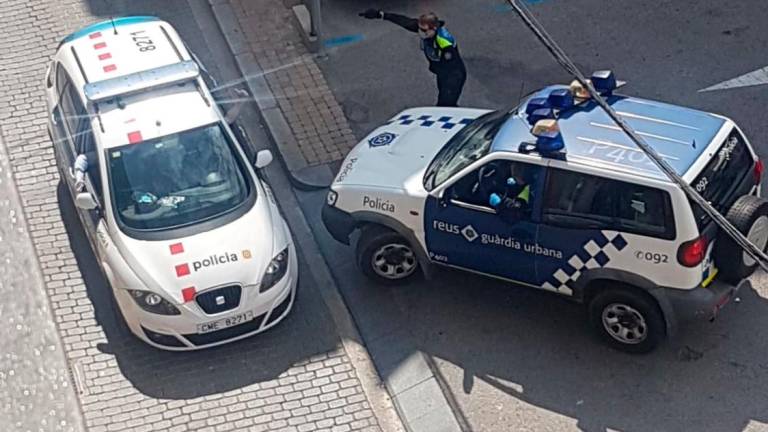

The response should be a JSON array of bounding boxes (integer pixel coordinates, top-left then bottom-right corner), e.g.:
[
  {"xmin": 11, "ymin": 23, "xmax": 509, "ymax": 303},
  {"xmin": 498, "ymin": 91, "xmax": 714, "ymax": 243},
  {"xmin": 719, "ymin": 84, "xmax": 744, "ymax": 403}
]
[{"xmin": 362, "ymin": 10, "xmax": 467, "ymax": 107}]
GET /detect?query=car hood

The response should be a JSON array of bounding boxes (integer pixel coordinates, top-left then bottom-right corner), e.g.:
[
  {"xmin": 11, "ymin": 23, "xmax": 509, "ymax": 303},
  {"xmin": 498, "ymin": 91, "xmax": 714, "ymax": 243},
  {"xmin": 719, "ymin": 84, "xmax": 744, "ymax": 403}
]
[
  {"xmin": 334, "ymin": 107, "xmax": 490, "ymax": 190},
  {"xmin": 113, "ymin": 196, "xmax": 288, "ymax": 304}
]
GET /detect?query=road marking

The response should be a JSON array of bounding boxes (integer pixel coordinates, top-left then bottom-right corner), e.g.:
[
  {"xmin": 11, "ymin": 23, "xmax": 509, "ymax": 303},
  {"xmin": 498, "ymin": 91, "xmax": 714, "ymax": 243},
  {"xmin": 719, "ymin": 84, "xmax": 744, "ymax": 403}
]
[
  {"xmin": 699, "ymin": 66, "xmax": 768, "ymax": 92},
  {"xmin": 324, "ymin": 34, "xmax": 364, "ymax": 48}
]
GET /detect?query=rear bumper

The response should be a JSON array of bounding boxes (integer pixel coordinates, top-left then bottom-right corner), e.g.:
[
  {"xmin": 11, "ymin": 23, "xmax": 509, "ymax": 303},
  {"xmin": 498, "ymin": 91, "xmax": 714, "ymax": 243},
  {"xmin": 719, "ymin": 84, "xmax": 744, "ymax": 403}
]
[
  {"xmin": 321, "ymin": 204, "xmax": 355, "ymax": 245},
  {"xmin": 657, "ymin": 278, "xmax": 748, "ymax": 325}
]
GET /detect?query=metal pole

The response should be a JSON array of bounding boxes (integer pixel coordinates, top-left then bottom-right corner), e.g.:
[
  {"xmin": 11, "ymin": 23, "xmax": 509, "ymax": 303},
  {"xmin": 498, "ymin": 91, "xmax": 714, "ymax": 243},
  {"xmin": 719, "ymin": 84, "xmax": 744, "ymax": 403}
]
[
  {"xmin": 307, "ymin": 0, "xmax": 321, "ymax": 38},
  {"xmin": 306, "ymin": 0, "xmax": 323, "ymax": 54}
]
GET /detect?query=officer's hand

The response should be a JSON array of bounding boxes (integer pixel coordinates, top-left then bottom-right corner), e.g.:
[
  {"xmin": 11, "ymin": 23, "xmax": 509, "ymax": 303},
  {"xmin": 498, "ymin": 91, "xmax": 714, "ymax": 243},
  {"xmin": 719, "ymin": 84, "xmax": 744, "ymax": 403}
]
[
  {"xmin": 489, "ymin": 193, "xmax": 502, "ymax": 208},
  {"xmin": 359, "ymin": 8, "xmax": 383, "ymax": 19}
]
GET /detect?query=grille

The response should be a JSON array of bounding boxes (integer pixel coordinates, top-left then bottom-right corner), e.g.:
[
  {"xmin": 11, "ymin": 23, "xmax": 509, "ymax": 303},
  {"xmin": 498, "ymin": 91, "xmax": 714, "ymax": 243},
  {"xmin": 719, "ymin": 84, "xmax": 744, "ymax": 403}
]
[{"xmin": 195, "ymin": 285, "xmax": 242, "ymax": 314}]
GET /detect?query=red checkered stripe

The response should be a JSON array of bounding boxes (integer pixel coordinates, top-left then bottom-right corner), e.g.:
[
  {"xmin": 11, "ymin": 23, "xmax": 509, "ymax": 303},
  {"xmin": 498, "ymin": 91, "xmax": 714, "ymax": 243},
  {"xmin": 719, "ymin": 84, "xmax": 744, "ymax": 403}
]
[{"xmin": 170, "ymin": 242, "xmax": 196, "ymax": 302}]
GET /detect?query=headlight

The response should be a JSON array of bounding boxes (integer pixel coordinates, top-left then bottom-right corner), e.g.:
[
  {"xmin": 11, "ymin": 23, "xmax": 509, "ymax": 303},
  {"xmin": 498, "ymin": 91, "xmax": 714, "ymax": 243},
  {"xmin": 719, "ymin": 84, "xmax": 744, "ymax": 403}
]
[
  {"xmin": 326, "ymin": 190, "xmax": 338, "ymax": 206},
  {"xmin": 260, "ymin": 247, "xmax": 290, "ymax": 293},
  {"xmin": 127, "ymin": 290, "xmax": 181, "ymax": 315}
]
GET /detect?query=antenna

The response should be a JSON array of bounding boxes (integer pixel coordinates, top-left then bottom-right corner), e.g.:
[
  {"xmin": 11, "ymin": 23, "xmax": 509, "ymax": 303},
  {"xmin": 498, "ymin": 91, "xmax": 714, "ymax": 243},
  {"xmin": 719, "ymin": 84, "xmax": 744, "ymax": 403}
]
[{"xmin": 111, "ymin": 16, "xmax": 118, "ymax": 35}]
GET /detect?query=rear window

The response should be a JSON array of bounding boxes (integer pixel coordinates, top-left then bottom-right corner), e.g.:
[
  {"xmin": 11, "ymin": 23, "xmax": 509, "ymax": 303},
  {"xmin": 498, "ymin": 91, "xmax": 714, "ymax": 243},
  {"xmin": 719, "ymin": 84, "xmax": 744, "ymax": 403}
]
[{"xmin": 691, "ymin": 129, "xmax": 753, "ymax": 228}]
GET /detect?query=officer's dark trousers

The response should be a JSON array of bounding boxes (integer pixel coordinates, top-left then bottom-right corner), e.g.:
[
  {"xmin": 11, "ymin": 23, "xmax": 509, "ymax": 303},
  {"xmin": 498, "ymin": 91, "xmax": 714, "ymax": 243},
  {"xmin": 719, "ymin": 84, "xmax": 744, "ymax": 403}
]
[{"xmin": 436, "ymin": 71, "xmax": 467, "ymax": 107}]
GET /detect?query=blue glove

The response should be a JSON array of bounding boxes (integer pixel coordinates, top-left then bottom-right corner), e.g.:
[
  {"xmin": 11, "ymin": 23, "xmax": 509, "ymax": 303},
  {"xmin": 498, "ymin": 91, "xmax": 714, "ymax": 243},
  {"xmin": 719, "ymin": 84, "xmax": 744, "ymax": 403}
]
[
  {"xmin": 506, "ymin": 177, "xmax": 516, "ymax": 186},
  {"xmin": 489, "ymin": 193, "xmax": 502, "ymax": 207}
]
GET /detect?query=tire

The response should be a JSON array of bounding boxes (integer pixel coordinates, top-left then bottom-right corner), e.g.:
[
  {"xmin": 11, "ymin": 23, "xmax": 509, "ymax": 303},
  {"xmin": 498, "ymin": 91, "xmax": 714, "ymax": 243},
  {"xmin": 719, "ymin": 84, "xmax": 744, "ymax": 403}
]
[
  {"xmin": 588, "ymin": 288, "xmax": 666, "ymax": 354},
  {"xmin": 715, "ymin": 195, "xmax": 768, "ymax": 283},
  {"xmin": 356, "ymin": 225, "xmax": 420, "ymax": 285}
]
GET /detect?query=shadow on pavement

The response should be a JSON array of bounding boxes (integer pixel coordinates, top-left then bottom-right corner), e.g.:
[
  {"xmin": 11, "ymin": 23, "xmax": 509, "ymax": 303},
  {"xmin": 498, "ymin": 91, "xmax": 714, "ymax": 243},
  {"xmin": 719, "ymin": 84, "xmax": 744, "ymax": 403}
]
[{"xmin": 56, "ymin": 181, "xmax": 340, "ymax": 399}]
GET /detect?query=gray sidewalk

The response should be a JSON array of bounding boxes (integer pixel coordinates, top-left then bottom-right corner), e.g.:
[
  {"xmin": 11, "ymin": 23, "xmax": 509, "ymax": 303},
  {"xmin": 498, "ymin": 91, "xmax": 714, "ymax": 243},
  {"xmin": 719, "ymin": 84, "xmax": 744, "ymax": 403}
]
[{"xmin": 0, "ymin": 134, "xmax": 84, "ymax": 431}]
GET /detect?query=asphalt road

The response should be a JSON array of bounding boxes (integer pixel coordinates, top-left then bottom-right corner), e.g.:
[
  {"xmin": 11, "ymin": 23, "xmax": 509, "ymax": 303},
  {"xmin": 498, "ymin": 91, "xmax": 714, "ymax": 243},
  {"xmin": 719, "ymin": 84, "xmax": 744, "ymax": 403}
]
[{"xmin": 305, "ymin": 0, "xmax": 768, "ymax": 431}]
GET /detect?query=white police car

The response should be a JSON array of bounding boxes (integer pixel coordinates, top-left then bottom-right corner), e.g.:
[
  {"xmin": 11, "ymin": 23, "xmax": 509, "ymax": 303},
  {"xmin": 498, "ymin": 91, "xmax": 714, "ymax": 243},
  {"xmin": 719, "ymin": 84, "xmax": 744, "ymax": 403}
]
[
  {"xmin": 323, "ymin": 71, "xmax": 766, "ymax": 353},
  {"xmin": 46, "ymin": 17, "xmax": 297, "ymax": 350}
]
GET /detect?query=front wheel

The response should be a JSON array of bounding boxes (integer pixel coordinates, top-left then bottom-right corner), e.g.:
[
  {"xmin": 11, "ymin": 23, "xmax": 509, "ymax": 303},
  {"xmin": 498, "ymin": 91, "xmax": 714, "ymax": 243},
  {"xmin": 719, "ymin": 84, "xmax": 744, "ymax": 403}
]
[
  {"xmin": 357, "ymin": 225, "xmax": 420, "ymax": 285},
  {"xmin": 588, "ymin": 288, "xmax": 666, "ymax": 354}
]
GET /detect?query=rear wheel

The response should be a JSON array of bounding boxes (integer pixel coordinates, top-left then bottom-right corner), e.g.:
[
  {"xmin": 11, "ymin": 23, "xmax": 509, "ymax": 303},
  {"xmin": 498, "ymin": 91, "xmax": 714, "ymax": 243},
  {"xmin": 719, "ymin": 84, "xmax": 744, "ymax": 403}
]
[
  {"xmin": 588, "ymin": 287, "xmax": 666, "ymax": 354},
  {"xmin": 715, "ymin": 195, "xmax": 768, "ymax": 282},
  {"xmin": 357, "ymin": 225, "xmax": 420, "ymax": 285}
]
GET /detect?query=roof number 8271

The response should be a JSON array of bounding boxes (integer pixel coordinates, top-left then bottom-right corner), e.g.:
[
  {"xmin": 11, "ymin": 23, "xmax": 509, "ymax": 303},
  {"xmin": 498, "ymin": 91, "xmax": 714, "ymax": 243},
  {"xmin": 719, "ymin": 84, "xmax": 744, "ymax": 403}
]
[{"xmin": 131, "ymin": 30, "xmax": 156, "ymax": 52}]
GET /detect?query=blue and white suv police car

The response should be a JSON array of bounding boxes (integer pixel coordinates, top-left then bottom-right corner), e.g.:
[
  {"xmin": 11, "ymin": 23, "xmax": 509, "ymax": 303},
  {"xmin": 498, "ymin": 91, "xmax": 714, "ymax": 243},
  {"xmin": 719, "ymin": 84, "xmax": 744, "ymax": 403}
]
[{"xmin": 322, "ymin": 72, "xmax": 767, "ymax": 353}]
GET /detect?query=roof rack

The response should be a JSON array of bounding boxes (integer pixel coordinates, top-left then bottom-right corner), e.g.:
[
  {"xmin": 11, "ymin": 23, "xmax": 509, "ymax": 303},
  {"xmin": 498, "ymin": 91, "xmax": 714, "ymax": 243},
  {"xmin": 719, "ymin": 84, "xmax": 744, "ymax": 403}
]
[{"xmin": 83, "ymin": 60, "xmax": 200, "ymax": 103}]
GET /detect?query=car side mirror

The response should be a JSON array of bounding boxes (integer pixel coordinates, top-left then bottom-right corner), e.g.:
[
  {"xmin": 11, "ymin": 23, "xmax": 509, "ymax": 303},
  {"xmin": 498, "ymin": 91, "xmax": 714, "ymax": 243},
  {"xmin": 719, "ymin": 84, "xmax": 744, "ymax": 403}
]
[
  {"xmin": 254, "ymin": 149, "xmax": 273, "ymax": 169},
  {"xmin": 74, "ymin": 191, "xmax": 98, "ymax": 210}
]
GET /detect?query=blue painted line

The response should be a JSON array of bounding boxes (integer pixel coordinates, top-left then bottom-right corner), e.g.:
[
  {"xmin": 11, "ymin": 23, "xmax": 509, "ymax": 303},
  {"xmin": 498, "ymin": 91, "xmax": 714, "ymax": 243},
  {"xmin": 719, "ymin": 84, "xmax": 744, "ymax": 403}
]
[{"xmin": 324, "ymin": 34, "xmax": 365, "ymax": 48}]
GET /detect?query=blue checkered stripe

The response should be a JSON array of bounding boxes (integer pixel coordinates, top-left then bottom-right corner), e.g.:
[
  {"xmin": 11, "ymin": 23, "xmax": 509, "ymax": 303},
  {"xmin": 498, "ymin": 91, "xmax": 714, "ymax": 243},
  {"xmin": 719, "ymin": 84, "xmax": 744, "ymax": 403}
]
[
  {"xmin": 385, "ymin": 114, "xmax": 474, "ymax": 130},
  {"xmin": 541, "ymin": 231, "xmax": 628, "ymax": 295}
]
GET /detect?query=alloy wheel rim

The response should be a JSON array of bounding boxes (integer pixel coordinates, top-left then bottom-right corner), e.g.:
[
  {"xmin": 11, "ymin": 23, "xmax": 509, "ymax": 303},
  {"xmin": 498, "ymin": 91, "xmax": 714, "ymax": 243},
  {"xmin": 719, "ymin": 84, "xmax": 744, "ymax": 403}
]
[
  {"xmin": 371, "ymin": 243, "xmax": 417, "ymax": 280},
  {"xmin": 601, "ymin": 303, "xmax": 648, "ymax": 345}
]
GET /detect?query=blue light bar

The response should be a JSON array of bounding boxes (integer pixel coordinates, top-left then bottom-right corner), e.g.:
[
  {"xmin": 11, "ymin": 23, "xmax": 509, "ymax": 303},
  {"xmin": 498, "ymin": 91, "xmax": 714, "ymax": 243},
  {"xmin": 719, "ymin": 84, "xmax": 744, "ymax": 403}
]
[
  {"xmin": 530, "ymin": 119, "xmax": 565, "ymax": 154},
  {"xmin": 547, "ymin": 88, "xmax": 574, "ymax": 109},
  {"xmin": 591, "ymin": 70, "xmax": 617, "ymax": 95},
  {"xmin": 524, "ymin": 97, "xmax": 549, "ymax": 115},
  {"xmin": 537, "ymin": 135, "xmax": 565, "ymax": 153},
  {"xmin": 527, "ymin": 108, "xmax": 554, "ymax": 125}
]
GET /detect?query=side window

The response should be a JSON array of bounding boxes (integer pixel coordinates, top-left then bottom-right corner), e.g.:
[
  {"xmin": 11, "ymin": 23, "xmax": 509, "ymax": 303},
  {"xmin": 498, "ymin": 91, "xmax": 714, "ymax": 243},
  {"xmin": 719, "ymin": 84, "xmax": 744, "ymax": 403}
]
[
  {"xmin": 543, "ymin": 168, "xmax": 675, "ymax": 239},
  {"xmin": 69, "ymin": 87, "xmax": 89, "ymax": 153},
  {"xmin": 543, "ymin": 169, "xmax": 614, "ymax": 228},
  {"xmin": 614, "ymin": 182, "xmax": 675, "ymax": 239},
  {"xmin": 56, "ymin": 63, "xmax": 70, "ymax": 102},
  {"xmin": 450, "ymin": 160, "xmax": 540, "ymax": 217}
]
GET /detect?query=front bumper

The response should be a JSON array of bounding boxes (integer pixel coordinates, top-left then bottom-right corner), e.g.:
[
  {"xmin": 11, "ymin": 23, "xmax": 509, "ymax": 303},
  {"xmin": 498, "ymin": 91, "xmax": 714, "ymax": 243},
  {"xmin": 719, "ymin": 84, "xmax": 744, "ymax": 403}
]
[
  {"xmin": 115, "ymin": 243, "xmax": 299, "ymax": 351},
  {"xmin": 321, "ymin": 203, "xmax": 355, "ymax": 245},
  {"xmin": 657, "ymin": 277, "xmax": 749, "ymax": 325}
]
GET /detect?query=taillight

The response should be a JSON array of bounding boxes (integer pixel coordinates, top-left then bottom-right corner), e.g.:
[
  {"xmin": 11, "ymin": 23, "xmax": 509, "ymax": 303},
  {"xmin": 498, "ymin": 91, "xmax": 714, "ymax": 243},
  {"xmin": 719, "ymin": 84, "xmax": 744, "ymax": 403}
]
[
  {"xmin": 677, "ymin": 236, "xmax": 708, "ymax": 267},
  {"xmin": 754, "ymin": 160, "xmax": 764, "ymax": 183}
]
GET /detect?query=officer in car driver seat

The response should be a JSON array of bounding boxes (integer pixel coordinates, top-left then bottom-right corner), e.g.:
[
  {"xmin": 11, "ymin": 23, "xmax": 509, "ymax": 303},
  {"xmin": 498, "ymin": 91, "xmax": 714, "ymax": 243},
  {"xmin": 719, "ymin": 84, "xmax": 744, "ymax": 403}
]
[{"xmin": 486, "ymin": 162, "xmax": 531, "ymax": 219}]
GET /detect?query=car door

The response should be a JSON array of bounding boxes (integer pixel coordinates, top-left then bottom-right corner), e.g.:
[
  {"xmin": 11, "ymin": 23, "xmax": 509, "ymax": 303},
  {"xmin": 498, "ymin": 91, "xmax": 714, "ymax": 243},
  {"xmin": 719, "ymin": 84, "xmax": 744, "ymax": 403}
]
[
  {"xmin": 58, "ymin": 72, "xmax": 105, "ymax": 255},
  {"xmin": 536, "ymin": 167, "xmax": 677, "ymax": 295},
  {"xmin": 423, "ymin": 158, "xmax": 545, "ymax": 285},
  {"xmin": 48, "ymin": 63, "xmax": 77, "ymax": 177}
]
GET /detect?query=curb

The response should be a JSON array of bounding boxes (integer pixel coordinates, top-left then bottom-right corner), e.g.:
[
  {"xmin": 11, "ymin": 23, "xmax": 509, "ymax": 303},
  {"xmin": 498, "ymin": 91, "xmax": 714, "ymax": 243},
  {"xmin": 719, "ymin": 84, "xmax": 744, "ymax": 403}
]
[
  {"xmin": 209, "ymin": 0, "xmax": 332, "ymax": 191},
  {"xmin": 208, "ymin": 2, "xmax": 466, "ymax": 432}
]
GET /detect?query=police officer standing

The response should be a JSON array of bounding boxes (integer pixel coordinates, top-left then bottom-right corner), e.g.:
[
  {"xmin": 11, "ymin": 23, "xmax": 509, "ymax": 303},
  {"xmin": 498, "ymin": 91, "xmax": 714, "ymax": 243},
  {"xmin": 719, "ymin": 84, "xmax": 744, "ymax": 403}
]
[{"xmin": 359, "ymin": 9, "xmax": 467, "ymax": 107}]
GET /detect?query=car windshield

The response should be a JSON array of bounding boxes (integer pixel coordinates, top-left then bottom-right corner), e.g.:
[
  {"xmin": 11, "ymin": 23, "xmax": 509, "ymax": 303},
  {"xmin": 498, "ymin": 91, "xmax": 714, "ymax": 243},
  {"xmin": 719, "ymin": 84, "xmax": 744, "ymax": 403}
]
[
  {"xmin": 423, "ymin": 109, "xmax": 512, "ymax": 191},
  {"xmin": 107, "ymin": 123, "xmax": 251, "ymax": 231}
]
